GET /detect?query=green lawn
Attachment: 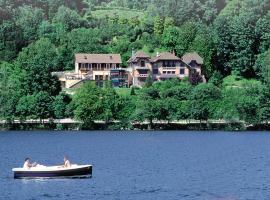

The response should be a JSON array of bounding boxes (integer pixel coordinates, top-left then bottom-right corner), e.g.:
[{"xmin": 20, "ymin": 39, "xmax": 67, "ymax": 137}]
[
  {"xmin": 222, "ymin": 75, "xmax": 262, "ymax": 88},
  {"xmin": 91, "ymin": 7, "xmax": 145, "ymax": 20},
  {"xmin": 115, "ymin": 87, "xmax": 132, "ymax": 96}
]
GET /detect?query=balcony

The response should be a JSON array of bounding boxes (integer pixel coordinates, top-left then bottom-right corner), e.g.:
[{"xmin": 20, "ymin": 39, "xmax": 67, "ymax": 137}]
[
  {"xmin": 161, "ymin": 66, "xmax": 177, "ymax": 70},
  {"xmin": 136, "ymin": 74, "xmax": 149, "ymax": 78},
  {"xmin": 134, "ymin": 66, "xmax": 150, "ymax": 70}
]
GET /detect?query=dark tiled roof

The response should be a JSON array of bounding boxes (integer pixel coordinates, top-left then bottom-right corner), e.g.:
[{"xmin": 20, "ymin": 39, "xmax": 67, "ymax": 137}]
[
  {"xmin": 75, "ymin": 54, "xmax": 122, "ymax": 64},
  {"xmin": 182, "ymin": 52, "xmax": 203, "ymax": 65}
]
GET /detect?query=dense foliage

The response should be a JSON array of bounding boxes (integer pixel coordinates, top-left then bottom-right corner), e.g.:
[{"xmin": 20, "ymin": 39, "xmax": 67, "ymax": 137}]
[{"xmin": 1, "ymin": 0, "xmax": 270, "ymax": 128}]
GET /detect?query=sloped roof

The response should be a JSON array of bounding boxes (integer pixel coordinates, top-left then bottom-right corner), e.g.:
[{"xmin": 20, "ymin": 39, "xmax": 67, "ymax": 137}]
[
  {"xmin": 151, "ymin": 52, "xmax": 181, "ymax": 62},
  {"xmin": 134, "ymin": 51, "xmax": 150, "ymax": 58},
  {"xmin": 127, "ymin": 51, "xmax": 151, "ymax": 63},
  {"xmin": 182, "ymin": 52, "xmax": 203, "ymax": 65},
  {"xmin": 75, "ymin": 54, "xmax": 122, "ymax": 64}
]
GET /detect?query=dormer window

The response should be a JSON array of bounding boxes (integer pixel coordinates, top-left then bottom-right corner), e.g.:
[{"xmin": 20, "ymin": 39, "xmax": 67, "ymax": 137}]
[
  {"xmin": 141, "ymin": 61, "xmax": 145, "ymax": 67},
  {"xmin": 190, "ymin": 60, "xmax": 197, "ymax": 67}
]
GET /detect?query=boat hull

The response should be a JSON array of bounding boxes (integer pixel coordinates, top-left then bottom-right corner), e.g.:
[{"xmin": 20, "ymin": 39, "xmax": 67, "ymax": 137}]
[{"xmin": 13, "ymin": 165, "xmax": 92, "ymax": 179}]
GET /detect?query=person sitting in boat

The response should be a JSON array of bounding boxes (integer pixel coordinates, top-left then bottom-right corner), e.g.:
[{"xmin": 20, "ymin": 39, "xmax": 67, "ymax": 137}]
[
  {"xmin": 64, "ymin": 156, "xmax": 71, "ymax": 168},
  {"xmin": 23, "ymin": 158, "xmax": 37, "ymax": 169}
]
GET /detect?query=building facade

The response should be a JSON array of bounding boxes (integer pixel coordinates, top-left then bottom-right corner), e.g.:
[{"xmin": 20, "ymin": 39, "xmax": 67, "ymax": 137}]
[
  {"xmin": 75, "ymin": 54, "xmax": 122, "ymax": 84},
  {"xmin": 54, "ymin": 51, "xmax": 203, "ymax": 89},
  {"xmin": 56, "ymin": 54, "xmax": 129, "ymax": 88},
  {"xmin": 127, "ymin": 51, "xmax": 203, "ymax": 87}
]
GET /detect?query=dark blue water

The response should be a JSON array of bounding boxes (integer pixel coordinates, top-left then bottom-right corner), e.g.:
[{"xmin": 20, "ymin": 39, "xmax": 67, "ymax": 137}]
[{"xmin": 1, "ymin": 131, "xmax": 270, "ymax": 200}]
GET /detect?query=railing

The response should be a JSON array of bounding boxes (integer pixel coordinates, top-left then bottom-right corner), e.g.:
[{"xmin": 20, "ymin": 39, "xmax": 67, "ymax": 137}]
[
  {"xmin": 79, "ymin": 67, "xmax": 118, "ymax": 71},
  {"xmin": 134, "ymin": 66, "xmax": 150, "ymax": 70},
  {"xmin": 65, "ymin": 74, "xmax": 83, "ymax": 80},
  {"xmin": 161, "ymin": 66, "xmax": 177, "ymax": 70},
  {"xmin": 136, "ymin": 74, "xmax": 149, "ymax": 78}
]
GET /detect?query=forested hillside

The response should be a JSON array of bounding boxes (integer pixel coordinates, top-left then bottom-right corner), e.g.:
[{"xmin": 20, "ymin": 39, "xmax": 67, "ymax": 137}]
[{"xmin": 1, "ymin": 0, "xmax": 270, "ymax": 129}]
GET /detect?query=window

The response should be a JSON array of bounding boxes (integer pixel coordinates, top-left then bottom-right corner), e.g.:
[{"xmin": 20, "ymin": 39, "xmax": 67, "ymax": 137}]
[
  {"xmin": 163, "ymin": 71, "xmax": 167, "ymax": 74},
  {"xmin": 180, "ymin": 68, "xmax": 185, "ymax": 75},
  {"xmin": 153, "ymin": 69, "xmax": 159, "ymax": 74},
  {"xmin": 141, "ymin": 60, "xmax": 145, "ymax": 67},
  {"xmin": 190, "ymin": 60, "xmax": 197, "ymax": 67},
  {"xmin": 163, "ymin": 61, "xmax": 166, "ymax": 67},
  {"xmin": 167, "ymin": 71, "xmax": 172, "ymax": 74},
  {"xmin": 172, "ymin": 71, "xmax": 175, "ymax": 74}
]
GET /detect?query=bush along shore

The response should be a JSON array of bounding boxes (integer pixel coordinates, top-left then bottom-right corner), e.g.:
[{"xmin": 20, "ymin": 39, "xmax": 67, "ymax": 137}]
[{"xmin": 1, "ymin": 120, "xmax": 270, "ymax": 131}]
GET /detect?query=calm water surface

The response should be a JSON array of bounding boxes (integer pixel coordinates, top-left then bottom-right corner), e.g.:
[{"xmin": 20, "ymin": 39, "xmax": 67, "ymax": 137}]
[{"xmin": 0, "ymin": 131, "xmax": 270, "ymax": 200}]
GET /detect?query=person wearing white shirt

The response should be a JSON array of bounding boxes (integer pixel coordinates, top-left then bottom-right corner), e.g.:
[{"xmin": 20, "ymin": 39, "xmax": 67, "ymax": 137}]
[
  {"xmin": 64, "ymin": 156, "xmax": 71, "ymax": 168},
  {"xmin": 23, "ymin": 158, "xmax": 37, "ymax": 169}
]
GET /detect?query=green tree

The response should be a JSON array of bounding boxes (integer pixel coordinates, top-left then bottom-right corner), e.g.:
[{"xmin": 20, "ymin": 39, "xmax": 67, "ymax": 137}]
[
  {"xmin": 189, "ymin": 25, "xmax": 216, "ymax": 78},
  {"xmin": 52, "ymin": 6, "xmax": 85, "ymax": 31},
  {"xmin": 34, "ymin": 91, "xmax": 54, "ymax": 122},
  {"xmin": 15, "ymin": 6, "xmax": 44, "ymax": 44},
  {"xmin": 144, "ymin": 75, "xmax": 153, "ymax": 88},
  {"xmin": 53, "ymin": 92, "xmax": 72, "ymax": 119},
  {"xmin": 153, "ymin": 16, "xmax": 163, "ymax": 36},
  {"xmin": 16, "ymin": 38, "xmax": 61, "ymax": 95},
  {"xmin": 73, "ymin": 82, "xmax": 103, "ymax": 128},
  {"xmin": 16, "ymin": 95, "xmax": 36, "ymax": 121},
  {"xmin": 58, "ymin": 28, "xmax": 106, "ymax": 70},
  {"xmin": 0, "ymin": 21, "xmax": 23, "ymax": 61},
  {"xmin": 0, "ymin": 62, "xmax": 25, "ymax": 122},
  {"xmin": 209, "ymin": 71, "xmax": 223, "ymax": 86},
  {"xmin": 175, "ymin": 22, "xmax": 197, "ymax": 56},
  {"xmin": 135, "ymin": 87, "xmax": 162, "ymax": 128},
  {"xmin": 162, "ymin": 26, "xmax": 179, "ymax": 52},
  {"xmin": 99, "ymin": 81, "xmax": 119, "ymax": 124},
  {"xmin": 188, "ymin": 83, "xmax": 221, "ymax": 121},
  {"xmin": 130, "ymin": 87, "xmax": 136, "ymax": 96}
]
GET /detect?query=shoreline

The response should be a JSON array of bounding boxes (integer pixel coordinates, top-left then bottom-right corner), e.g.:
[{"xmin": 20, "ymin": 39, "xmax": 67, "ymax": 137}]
[{"xmin": 1, "ymin": 119, "xmax": 270, "ymax": 131}]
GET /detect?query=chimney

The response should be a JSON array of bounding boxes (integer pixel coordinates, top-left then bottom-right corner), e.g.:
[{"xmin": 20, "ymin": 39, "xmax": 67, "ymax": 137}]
[
  {"xmin": 156, "ymin": 51, "xmax": 160, "ymax": 57},
  {"xmin": 110, "ymin": 55, "xmax": 113, "ymax": 60},
  {"xmin": 132, "ymin": 49, "xmax": 135, "ymax": 58}
]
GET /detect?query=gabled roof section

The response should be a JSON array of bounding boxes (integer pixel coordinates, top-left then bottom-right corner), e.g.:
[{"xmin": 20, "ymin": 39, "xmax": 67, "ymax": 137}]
[
  {"xmin": 182, "ymin": 52, "xmax": 203, "ymax": 65},
  {"xmin": 151, "ymin": 52, "xmax": 181, "ymax": 62},
  {"xmin": 128, "ymin": 51, "xmax": 151, "ymax": 63},
  {"xmin": 75, "ymin": 54, "xmax": 122, "ymax": 64}
]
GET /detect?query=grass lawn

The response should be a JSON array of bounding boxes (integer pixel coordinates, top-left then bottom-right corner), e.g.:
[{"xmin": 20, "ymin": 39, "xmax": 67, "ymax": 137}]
[
  {"xmin": 223, "ymin": 75, "xmax": 262, "ymax": 88},
  {"xmin": 115, "ymin": 87, "xmax": 132, "ymax": 96},
  {"xmin": 92, "ymin": 7, "xmax": 145, "ymax": 20}
]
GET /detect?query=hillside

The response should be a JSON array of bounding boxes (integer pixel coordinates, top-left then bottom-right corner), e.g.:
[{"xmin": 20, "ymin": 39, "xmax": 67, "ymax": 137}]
[{"xmin": 91, "ymin": 7, "xmax": 145, "ymax": 20}]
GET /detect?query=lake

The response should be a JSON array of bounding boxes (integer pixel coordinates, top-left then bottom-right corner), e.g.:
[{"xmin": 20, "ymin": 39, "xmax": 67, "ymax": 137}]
[{"xmin": 0, "ymin": 131, "xmax": 270, "ymax": 200}]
